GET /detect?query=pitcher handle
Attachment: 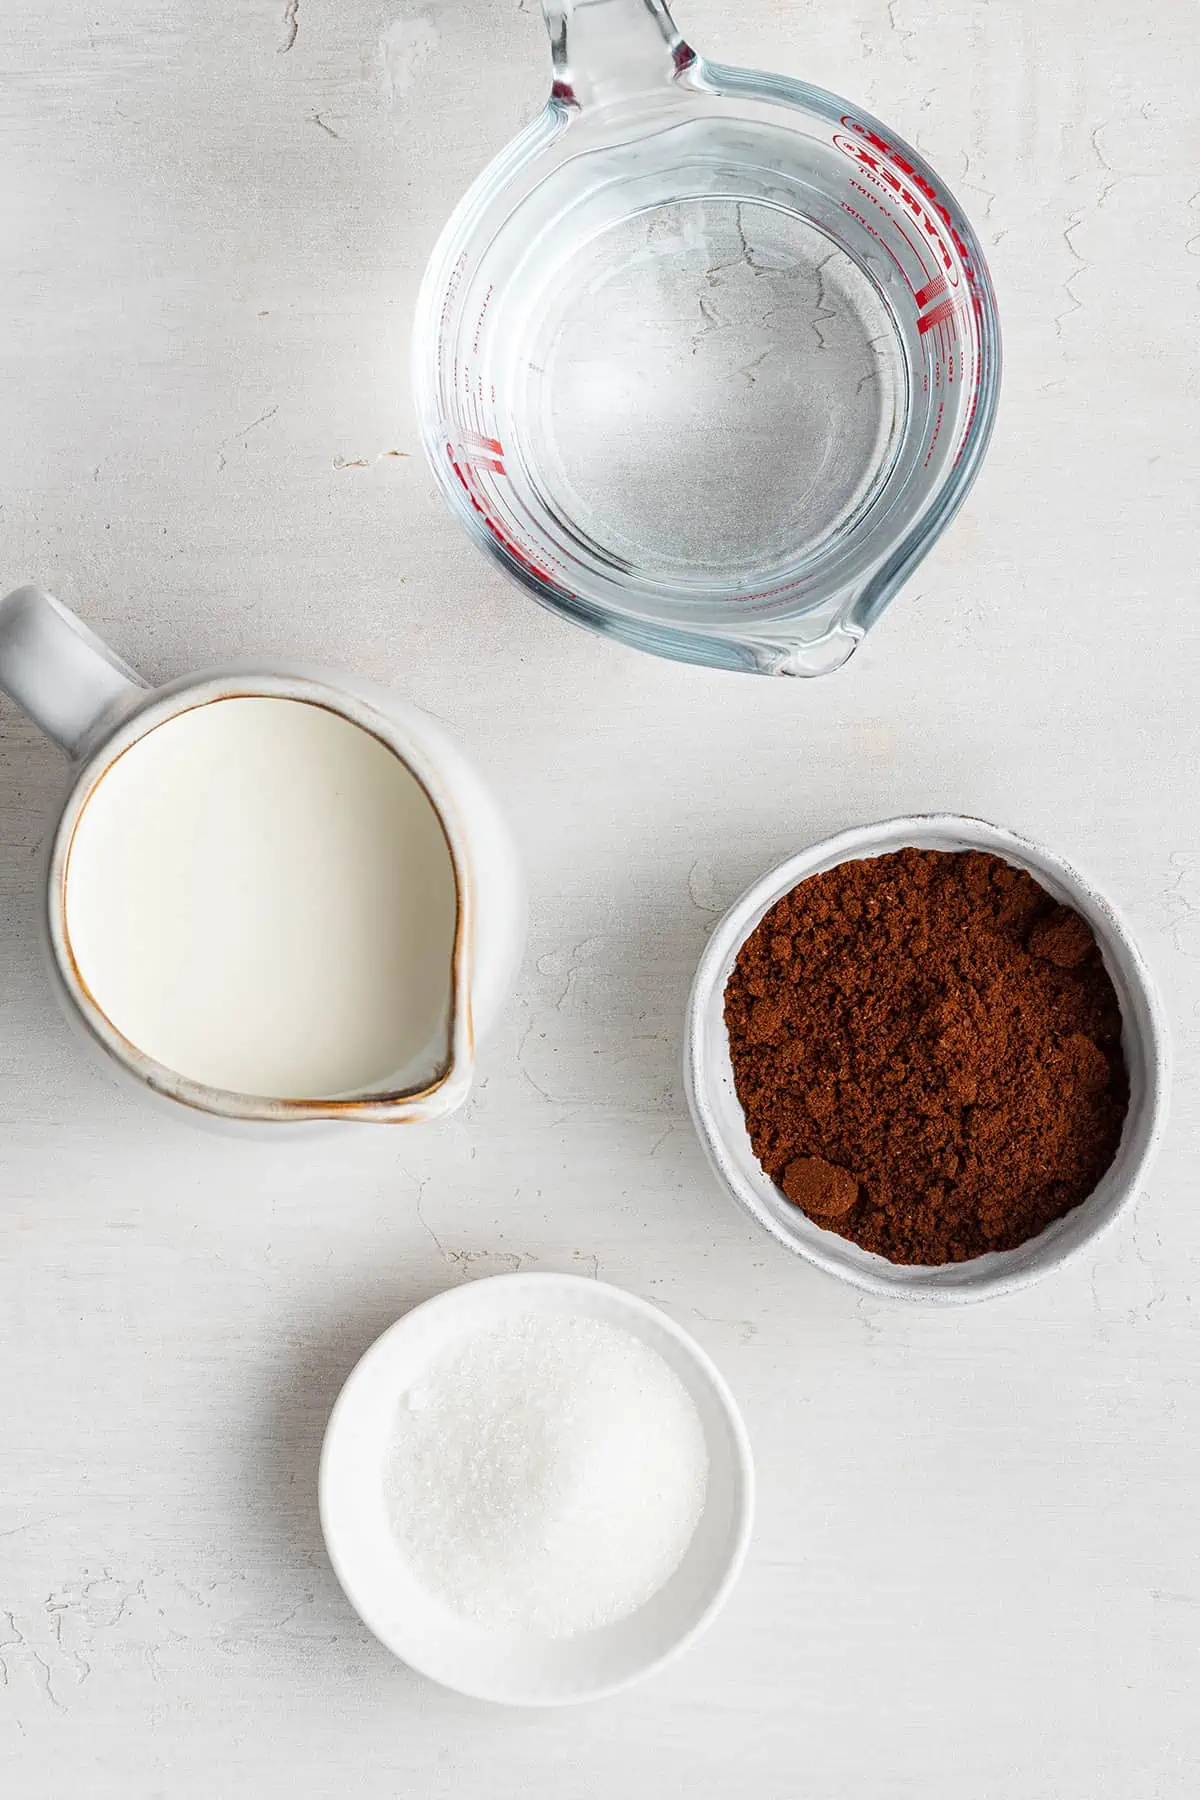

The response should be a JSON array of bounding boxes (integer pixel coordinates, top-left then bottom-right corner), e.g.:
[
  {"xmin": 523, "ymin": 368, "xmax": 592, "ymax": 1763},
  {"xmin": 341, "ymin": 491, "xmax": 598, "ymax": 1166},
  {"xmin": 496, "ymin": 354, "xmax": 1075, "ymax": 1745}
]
[
  {"xmin": 0, "ymin": 586, "xmax": 148, "ymax": 758},
  {"xmin": 542, "ymin": 0, "xmax": 692, "ymax": 109}
]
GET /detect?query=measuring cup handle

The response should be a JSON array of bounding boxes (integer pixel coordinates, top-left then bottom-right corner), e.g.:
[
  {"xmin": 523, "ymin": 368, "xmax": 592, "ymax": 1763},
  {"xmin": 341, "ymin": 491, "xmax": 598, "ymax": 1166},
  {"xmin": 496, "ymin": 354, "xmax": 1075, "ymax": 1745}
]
[
  {"xmin": 0, "ymin": 586, "xmax": 148, "ymax": 758},
  {"xmin": 542, "ymin": 0, "xmax": 691, "ymax": 109}
]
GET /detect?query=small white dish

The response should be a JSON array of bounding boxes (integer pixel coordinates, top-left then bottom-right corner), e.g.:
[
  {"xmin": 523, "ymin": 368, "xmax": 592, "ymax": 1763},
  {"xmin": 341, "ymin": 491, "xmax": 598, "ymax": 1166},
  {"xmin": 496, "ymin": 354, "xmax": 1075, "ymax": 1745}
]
[
  {"xmin": 318, "ymin": 1272, "xmax": 754, "ymax": 1705},
  {"xmin": 684, "ymin": 815, "xmax": 1169, "ymax": 1305}
]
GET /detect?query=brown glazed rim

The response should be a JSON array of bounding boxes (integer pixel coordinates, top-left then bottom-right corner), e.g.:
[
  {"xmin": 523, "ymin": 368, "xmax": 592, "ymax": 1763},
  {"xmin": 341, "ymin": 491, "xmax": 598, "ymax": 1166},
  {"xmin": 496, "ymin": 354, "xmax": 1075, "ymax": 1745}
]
[{"xmin": 48, "ymin": 673, "xmax": 475, "ymax": 1124}]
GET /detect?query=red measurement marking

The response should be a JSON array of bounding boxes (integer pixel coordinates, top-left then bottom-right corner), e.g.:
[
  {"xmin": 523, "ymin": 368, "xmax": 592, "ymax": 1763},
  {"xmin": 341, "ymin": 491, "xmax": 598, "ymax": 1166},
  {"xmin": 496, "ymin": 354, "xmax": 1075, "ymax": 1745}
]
[
  {"xmin": 450, "ymin": 427, "xmax": 506, "ymax": 474},
  {"xmin": 849, "ymin": 176, "xmax": 942, "ymax": 289},
  {"xmin": 836, "ymin": 116, "xmax": 983, "ymax": 302},
  {"xmin": 952, "ymin": 378, "xmax": 981, "ymax": 470},
  {"xmin": 834, "ymin": 135, "xmax": 958, "ymax": 286},
  {"xmin": 847, "ymin": 182, "xmax": 930, "ymax": 292},
  {"xmin": 471, "ymin": 285, "xmax": 494, "ymax": 356},
  {"xmin": 891, "ymin": 218, "xmax": 937, "ymax": 285},
  {"xmin": 914, "ymin": 272, "xmax": 949, "ymax": 310},
  {"xmin": 449, "ymin": 454, "xmax": 555, "ymax": 586},
  {"xmin": 918, "ymin": 296, "xmax": 959, "ymax": 337},
  {"xmin": 438, "ymin": 252, "xmax": 467, "ymax": 345}
]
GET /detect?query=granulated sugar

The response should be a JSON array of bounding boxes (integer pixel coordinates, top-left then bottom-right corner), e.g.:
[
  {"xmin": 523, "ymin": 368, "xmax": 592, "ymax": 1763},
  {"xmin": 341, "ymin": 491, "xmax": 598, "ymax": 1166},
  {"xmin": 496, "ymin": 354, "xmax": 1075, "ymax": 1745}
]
[{"xmin": 383, "ymin": 1311, "xmax": 709, "ymax": 1638}]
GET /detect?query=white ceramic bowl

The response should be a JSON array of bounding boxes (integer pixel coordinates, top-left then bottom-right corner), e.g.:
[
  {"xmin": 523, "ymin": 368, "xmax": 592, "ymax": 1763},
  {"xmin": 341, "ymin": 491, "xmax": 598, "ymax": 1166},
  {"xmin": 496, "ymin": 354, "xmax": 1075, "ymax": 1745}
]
[
  {"xmin": 319, "ymin": 1272, "xmax": 754, "ymax": 1704},
  {"xmin": 684, "ymin": 815, "xmax": 1168, "ymax": 1304}
]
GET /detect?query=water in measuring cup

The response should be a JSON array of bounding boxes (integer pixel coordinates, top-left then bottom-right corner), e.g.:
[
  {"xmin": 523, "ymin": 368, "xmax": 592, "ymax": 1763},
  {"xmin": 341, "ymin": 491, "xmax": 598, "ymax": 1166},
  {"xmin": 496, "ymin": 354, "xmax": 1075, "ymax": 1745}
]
[{"xmin": 510, "ymin": 197, "xmax": 907, "ymax": 589}]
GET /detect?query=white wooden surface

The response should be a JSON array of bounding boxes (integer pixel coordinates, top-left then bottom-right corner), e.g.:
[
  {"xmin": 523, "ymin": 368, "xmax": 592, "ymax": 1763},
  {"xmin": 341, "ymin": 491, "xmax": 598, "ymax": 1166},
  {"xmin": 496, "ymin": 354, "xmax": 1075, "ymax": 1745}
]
[{"xmin": 1, "ymin": 2, "xmax": 1197, "ymax": 1794}]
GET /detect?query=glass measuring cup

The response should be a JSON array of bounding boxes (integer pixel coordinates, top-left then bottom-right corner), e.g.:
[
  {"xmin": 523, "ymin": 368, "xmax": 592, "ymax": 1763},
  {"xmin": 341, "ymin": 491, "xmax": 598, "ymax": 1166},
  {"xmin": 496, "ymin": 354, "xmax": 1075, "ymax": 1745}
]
[{"xmin": 413, "ymin": 0, "xmax": 1000, "ymax": 675}]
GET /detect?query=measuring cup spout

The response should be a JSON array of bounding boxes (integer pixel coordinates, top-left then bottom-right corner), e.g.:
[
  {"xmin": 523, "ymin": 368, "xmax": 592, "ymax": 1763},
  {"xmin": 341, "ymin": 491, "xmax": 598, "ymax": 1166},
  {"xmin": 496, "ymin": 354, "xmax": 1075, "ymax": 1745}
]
[
  {"xmin": 744, "ymin": 617, "xmax": 864, "ymax": 679},
  {"xmin": 542, "ymin": 0, "xmax": 692, "ymax": 110}
]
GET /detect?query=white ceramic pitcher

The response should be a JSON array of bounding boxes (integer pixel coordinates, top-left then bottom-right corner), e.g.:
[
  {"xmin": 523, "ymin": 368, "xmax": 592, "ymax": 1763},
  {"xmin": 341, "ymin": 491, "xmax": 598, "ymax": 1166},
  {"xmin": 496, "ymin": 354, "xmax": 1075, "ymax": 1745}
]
[{"xmin": 0, "ymin": 585, "xmax": 525, "ymax": 1127}]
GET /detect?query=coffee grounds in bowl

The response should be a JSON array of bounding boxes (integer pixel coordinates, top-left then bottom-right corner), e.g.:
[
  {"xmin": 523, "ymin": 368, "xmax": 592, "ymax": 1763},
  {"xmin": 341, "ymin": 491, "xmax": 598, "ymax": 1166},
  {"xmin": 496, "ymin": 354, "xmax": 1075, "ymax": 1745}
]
[{"xmin": 723, "ymin": 848, "xmax": 1129, "ymax": 1265}]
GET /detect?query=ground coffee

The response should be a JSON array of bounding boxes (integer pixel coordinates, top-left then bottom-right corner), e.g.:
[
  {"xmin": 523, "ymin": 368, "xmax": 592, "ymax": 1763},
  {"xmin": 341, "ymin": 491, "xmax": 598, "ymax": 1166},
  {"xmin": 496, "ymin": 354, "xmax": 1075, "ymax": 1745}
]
[{"xmin": 724, "ymin": 848, "xmax": 1129, "ymax": 1264}]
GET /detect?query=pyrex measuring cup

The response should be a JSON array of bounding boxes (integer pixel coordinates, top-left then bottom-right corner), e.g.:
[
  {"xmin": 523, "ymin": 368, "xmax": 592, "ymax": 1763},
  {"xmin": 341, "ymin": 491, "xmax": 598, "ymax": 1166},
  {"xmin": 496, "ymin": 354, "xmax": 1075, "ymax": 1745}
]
[{"xmin": 413, "ymin": 0, "xmax": 1000, "ymax": 675}]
